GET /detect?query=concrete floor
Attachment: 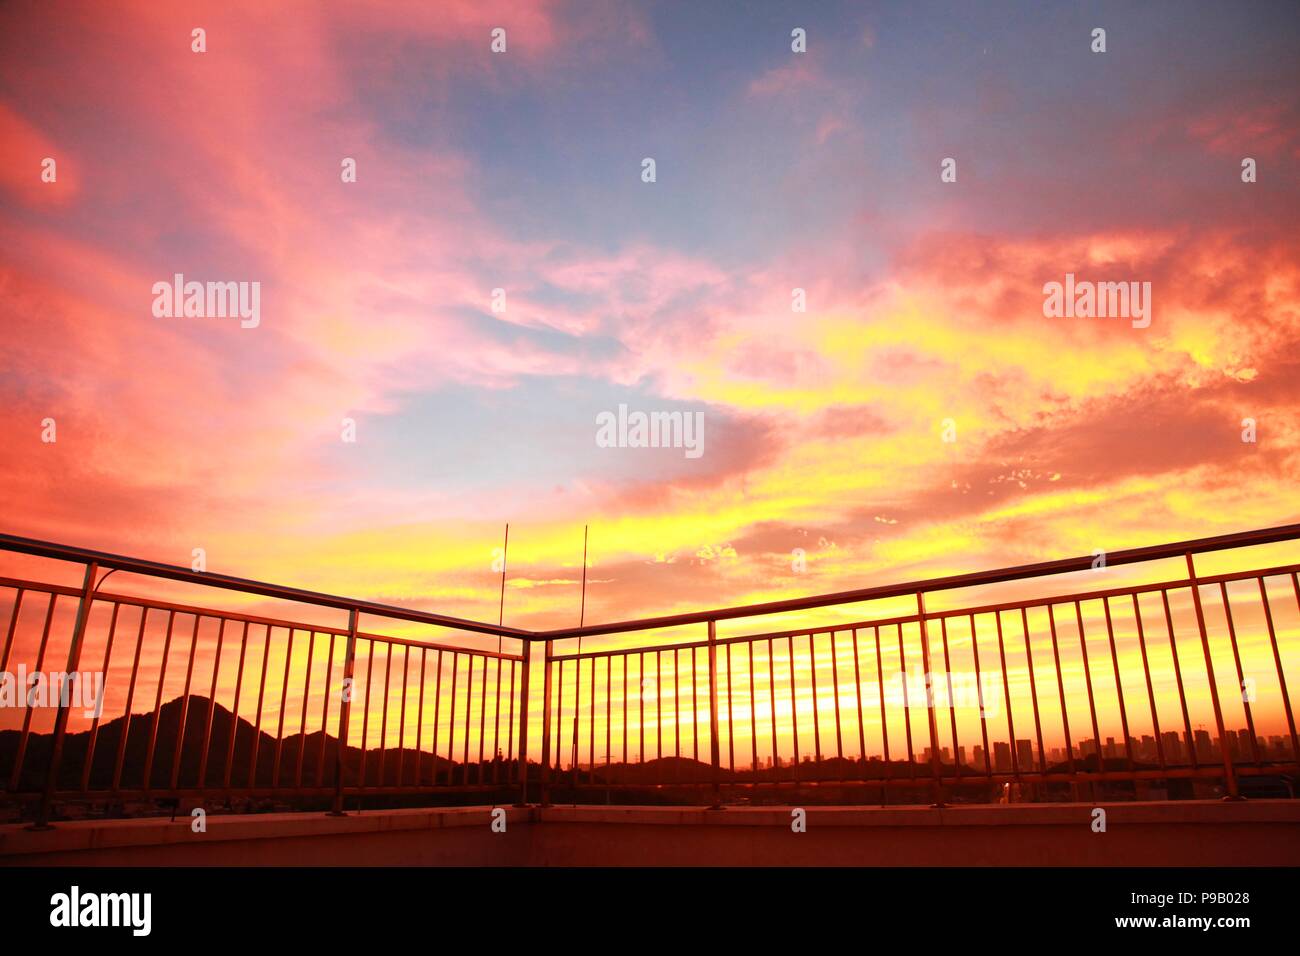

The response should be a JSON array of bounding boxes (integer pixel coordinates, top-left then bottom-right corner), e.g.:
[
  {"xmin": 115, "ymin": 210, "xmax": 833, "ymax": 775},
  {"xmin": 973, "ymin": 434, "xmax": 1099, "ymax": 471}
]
[{"xmin": 2, "ymin": 800, "xmax": 1298, "ymax": 866}]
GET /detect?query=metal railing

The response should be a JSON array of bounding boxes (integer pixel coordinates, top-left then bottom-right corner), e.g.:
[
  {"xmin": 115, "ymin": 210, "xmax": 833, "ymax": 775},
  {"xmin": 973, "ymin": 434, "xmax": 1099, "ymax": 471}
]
[
  {"xmin": 0, "ymin": 545, "xmax": 531, "ymax": 828},
  {"xmin": 1, "ymin": 523, "xmax": 1298, "ymax": 824}
]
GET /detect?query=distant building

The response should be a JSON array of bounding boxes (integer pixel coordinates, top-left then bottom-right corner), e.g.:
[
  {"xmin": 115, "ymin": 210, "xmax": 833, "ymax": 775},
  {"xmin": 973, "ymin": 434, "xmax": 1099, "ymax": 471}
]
[
  {"xmin": 994, "ymin": 742, "xmax": 1012, "ymax": 772},
  {"xmin": 1016, "ymin": 739, "xmax": 1034, "ymax": 770},
  {"xmin": 1162, "ymin": 731, "xmax": 1183, "ymax": 763},
  {"xmin": 1195, "ymin": 729, "xmax": 1213, "ymax": 761}
]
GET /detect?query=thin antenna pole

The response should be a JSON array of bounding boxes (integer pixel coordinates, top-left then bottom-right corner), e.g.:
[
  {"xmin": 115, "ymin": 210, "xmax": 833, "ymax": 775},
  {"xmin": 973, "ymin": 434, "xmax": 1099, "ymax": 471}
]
[
  {"xmin": 497, "ymin": 523, "xmax": 509, "ymax": 654},
  {"xmin": 579, "ymin": 525, "xmax": 589, "ymax": 645},
  {"xmin": 572, "ymin": 525, "xmax": 588, "ymax": 795}
]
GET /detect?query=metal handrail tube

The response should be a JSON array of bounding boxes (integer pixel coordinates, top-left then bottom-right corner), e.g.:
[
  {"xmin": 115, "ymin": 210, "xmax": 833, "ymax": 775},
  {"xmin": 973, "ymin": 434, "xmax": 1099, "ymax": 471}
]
[{"xmin": 0, "ymin": 533, "xmax": 533, "ymax": 640}]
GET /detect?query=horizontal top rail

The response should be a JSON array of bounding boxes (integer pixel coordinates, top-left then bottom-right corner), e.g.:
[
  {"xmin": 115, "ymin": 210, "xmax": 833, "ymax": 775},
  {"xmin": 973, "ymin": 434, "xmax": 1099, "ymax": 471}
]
[
  {"xmin": 538, "ymin": 522, "xmax": 1300, "ymax": 640},
  {"xmin": 0, "ymin": 574, "xmax": 526, "ymax": 660},
  {"xmin": 0, "ymin": 532, "xmax": 534, "ymax": 640},
  {"xmin": 547, "ymin": 560, "xmax": 1300, "ymax": 661},
  {"xmin": 3, "ymin": 522, "xmax": 1300, "ymax": 643}
]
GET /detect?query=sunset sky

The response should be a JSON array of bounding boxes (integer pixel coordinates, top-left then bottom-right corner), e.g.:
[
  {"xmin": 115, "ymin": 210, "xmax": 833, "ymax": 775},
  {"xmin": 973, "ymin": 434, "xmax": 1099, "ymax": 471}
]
[{"xmin": 3, "ymin": 2, "xmax": 1300, "ymax": 761}]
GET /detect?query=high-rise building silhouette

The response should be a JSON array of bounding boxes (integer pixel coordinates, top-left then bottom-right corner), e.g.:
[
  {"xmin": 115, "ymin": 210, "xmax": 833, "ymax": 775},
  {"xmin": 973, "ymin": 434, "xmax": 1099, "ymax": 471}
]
[
  {"xmin": 994, "ymin": 742, "xmax": 1012, "ymax": 772},
  {"xmin": 1195, "ymin": 729, "xmax": 1213, "ymax": 761},
  {"xmin": 1162, "ymin": 731, "xmax": 1183, "ymax": 763},
  {"xmin": 1016, "ymin": 739, "xmax": 1034, "ymax": 770}
]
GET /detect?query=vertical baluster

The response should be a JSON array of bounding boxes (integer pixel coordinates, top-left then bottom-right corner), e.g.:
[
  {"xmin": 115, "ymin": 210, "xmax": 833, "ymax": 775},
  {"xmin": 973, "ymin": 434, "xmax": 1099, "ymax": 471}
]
[
  {"xmin": 292, "ymin": 630, "xmax": 315, "ymax": 788},
  {"xmin": 939, "ymin": 618, "xmax": 960, "ymax": 779},
  {"xmin": 1160, "ymin": 590, "xmax": 1198, "ymax": 768},
  {"xmin": 112, "ymin": 608, "xmax": 149, "ymax": 792},
  {"xmin": 851, "ymin": 629, "xmax": 867, "ymax": 776},
  {"xmin": 1131, "ymin": 595, "xmax": 1166, "ymax": 770},
  {"xmin": 396, "ymin": 644, "xmax": 409, "ymax": 787},
  {"xmin": 1047, "ymin": 606, "xmax": 1076, "ymax": 784},
  {"xmin": 1219, "ymin": 584, "xmax": 1260, "ymax": 766},
  {"xmin": 917, "ymin": 594, "xmax": 944, "ymax": 805},
  {"xmin": 1101, "ymin": 598, "xmax": 1134, "ymax": 769},
  {"xmin": 430, "ymin": 649, "xmax": 444, "ymax": 789},
  {"xmin": 1074, "ymin": 602, "xmax": 1103, "ymax": 776},
  {"xmin": 330, "ymin": 611, "xmax": 357, "ymax": 813},
  {"xmin": 80, "ymin": 602, "xmax": 121, "ymax": 792},
  {"xmin": 510, "ymin": 655, "xmax": 521, "ymax": 791},
  {"xmin": 379, "ymin": 642, "xmax": 394, "ymax": 788},
  {"xmin": 708, "ymin": 621, "xmax": 721, "ymax": 807},
  {"xmin": 1184, "ymin": 554, "xmax": 1238, "ymax": 798},
  {"xmin": 830, "ymin": 632, "xmax": 844, "ymax": 764},
  {"xmin": 415, "ymin": 647, "xmax": 427, "ymax": 788},
  {"xmin": 809, "ymin": 634, "xmax": 821, "ymax": 768},
  {"xmin": 317, "ymin": 632, "xmax": 337, "ymax": 788},
  {"xmin": 11, "ymin": 593, "xmax": 58, "ymax": 794},
  {"xmin": 247, "ymin": 625, "xmax": 272, "ymax": 788},
  {"xmin": 478, "ymin": 651, "xmax": 488, "ymax": 785},
  {"xmin": 539, "ymin": 642, "xmax": 553, "ymax": 806},
  {"xmin": 1019, "ymin": 607, "xmax": 1047, "ymax": 776},
  {"xmin": 968, "ymin": 616, "xmax": 992, "ymax": 782},
  {"xmin": 874, "ymin": 626, "xmax": 891, "ymax": 803},
  {"xmin": 789, "ymin": 634, "xmax": 801, "ymax": 783},
  {"xmin": 168, "ymin": 615, "xmax": 201, "ymax": 792},
  {"xmin": 994, "ymin": 611, "xmax": 1018, "ymax": 779},
  {"xmin": 271, "ymin": 627, "xmax": 296, "ymax": 789},
  {"xmin": 197, "ymin": 618, "xmax": 227, "ymax": 789},
  {"xmin": 223, "ymin": 621, "xmax": 250, "ymax": 790},
  {"xmin": 897, "ymin": 623, "xmax": 915, "ymax": 779}
]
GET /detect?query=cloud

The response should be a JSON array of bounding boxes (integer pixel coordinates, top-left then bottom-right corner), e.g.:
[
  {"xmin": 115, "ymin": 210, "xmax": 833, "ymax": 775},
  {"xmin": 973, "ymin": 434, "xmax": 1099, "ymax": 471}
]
[
  {"xmin": 0, "ymin": 102, "xmax": 77, "ymax": 205},
  {"xmin": 747, "ymin": 59, "xmax": 824, "ymax": 98}
]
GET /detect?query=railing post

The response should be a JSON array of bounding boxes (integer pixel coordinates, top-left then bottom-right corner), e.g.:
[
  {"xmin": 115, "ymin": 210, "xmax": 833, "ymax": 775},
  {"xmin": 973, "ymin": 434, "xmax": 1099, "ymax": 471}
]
[
  {"xmin": 539, "ymin": 639, "xmax": 554, "ymax": 807},
  {"xmin": 916, "ymin": 592, "xmax": 946, "ymax": 808},
  {"xmin": 514, "ymin": 639, "xmax": 532, "ymax": 806},
  {"xmin": 1185, "ymin": 553, "xmax": 1241, "ymax": 800},
  {"xmin": 31, "ymin": 561, "xmax": 98, "ymax": 830},
  {"xmin": 329, "ymin": 608, "xmax": 358, "ymax": 815},
  {"xmin": 707, "ymin": 619, "xmax": 722, "ymax": 809}
]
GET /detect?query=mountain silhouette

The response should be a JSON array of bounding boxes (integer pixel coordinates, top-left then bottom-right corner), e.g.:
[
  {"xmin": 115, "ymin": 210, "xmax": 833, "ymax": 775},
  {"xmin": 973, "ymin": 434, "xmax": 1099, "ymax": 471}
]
[{"xmin": 0, "ymin": 694, "xmax": 503, "ymax": 794}]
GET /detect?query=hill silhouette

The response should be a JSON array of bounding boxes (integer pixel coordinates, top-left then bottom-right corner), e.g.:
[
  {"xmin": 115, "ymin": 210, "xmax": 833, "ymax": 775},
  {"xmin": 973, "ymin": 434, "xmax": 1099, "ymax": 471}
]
[{"xmin": 0, "ymin": 695, "xmax": 505, "ymax": 794}]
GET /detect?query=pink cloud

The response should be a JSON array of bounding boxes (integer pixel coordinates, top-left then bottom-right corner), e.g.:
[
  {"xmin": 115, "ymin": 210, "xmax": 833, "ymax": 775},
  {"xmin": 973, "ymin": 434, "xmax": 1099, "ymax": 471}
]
[
  {"xmin": 1185, "ymin": 98, "xmax": 1300, "ymax": 160},
  {"xmin": 747, "ymin": 58, "xmax": 825, "ymax": 98},
  {"xmin": 0, "ymin": 102, "xmax": 77, "ymax": 205}
]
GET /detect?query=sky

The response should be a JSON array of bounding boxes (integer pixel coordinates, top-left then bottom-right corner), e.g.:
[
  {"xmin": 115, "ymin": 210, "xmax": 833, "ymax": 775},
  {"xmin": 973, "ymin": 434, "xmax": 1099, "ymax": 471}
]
[{"xmin": 2, "ymin": 1, "xmax": 1300, "ymax": 757}]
